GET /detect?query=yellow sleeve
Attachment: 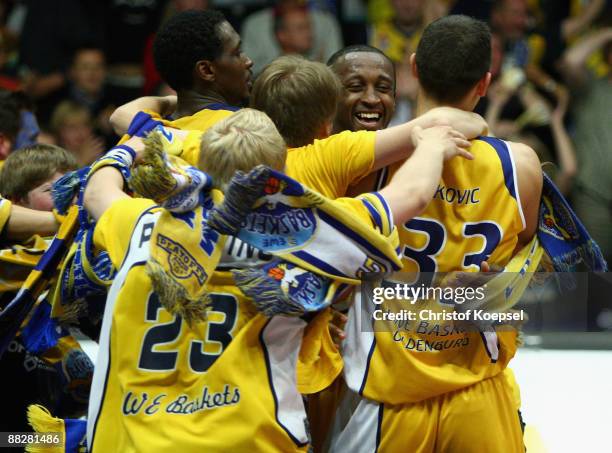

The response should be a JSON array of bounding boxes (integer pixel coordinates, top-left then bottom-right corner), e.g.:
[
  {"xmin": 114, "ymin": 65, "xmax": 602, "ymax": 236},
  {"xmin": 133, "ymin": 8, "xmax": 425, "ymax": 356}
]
[
  {"xmin": 286, "ymin": 130, "xmax": 376, "ymax": 199},
  {"xmin": 297, "ymin": 308, "xmax": 343, "ymax": 394},
  {"xmin": 527, "ymin": 34, "xmax": 546, "ymax": 67},
  {"xmin": 93, "ymin": 198, "xmax": 156, "ymax": 268},
  {"xmin": 0, "ymin": 196, "xmax": 11, "ymax": 236}
]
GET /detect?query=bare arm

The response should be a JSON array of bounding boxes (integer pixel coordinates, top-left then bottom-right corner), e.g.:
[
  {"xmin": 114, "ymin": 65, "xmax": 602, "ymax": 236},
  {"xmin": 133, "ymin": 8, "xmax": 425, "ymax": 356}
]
[
  {"xmin": 4, "ymin": 205, "xmax": 59, "ymax": 240},
  {"xmin": 550, "ymin": 90, "xmax": 577, "ymax": 194},
  {"xmin": 373, "ymin": 107, "xmax": 487, "ymax": 170},
  {"xmin": 83, "ymin": 137, "xmax": 144, "ymax": 221},
  {"xmin": 379, "ymin": 126, "xmax": 472, "ymax": 225},
  {"xmin": 109, "ymin": 95, "xmax": 177, "ymax": 135},
  {"xmin": 562, "ymin": 0, "xmax": 605, "ymax": 41},
  {"xmin": 561, "ymin": 28, "xmax": 612, "ymax": 88},
  {"xmin": 509, "ymin": 142, "xmax": 543, "ymax": 251}
]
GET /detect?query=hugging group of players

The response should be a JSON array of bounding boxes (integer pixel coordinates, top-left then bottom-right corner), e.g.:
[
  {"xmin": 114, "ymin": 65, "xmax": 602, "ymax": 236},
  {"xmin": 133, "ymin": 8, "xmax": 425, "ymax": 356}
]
[{"xmin": 3, "ymin": 9, "xmax": 583, "ymax": 453}]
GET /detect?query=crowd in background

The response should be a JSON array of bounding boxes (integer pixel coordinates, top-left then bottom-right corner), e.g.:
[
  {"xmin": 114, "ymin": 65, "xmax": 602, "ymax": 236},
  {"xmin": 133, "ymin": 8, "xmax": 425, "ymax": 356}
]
[{"xmin": 0, "ymin": 0, "xmax": 610, "ymax": 261}]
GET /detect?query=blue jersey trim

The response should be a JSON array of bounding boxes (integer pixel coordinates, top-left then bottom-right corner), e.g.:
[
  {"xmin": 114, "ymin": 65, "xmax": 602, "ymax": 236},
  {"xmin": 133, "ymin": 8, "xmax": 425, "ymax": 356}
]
[
  {"xmin": 205, "ymin": 103, "xmax": 241, "ymax": 112},
  {"xmin": 477, "ymin": 136, "xmax": 517, "ymax": 201}
]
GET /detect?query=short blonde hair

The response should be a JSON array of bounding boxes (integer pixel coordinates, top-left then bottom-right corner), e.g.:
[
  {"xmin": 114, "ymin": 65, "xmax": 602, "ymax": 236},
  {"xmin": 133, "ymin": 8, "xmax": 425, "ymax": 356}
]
[
  {"xmin": 50, "ymin": 101, "xmax": 91, "ymax": 133},
  {"xmin": 250, "ymin": 55, "xmax": 341, "ymax": 147},
  {"xmin": 198, "ymin": 108, "xmax": 287, "ymax": 190}
]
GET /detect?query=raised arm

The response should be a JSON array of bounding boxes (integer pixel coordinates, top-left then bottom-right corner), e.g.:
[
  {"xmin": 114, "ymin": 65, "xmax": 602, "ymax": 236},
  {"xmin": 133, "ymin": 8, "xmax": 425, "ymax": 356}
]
[
  {"xmin": 561, "ymin": 28, "xmax": 612, "ymax": 88},
  {"xmin": 109, "ymin": 95, "xmax": 177, "ymax": 136},
  {"xmin": 83, "ymin": 137, "xmax": 144, "ymax": 221},
  {"xmin": 379, "ymin": 125, "xmax": 472, "ymax": 225},
  {"xmin": 373, "ymin": 107, "xmax": 487, "ymax": 169}
]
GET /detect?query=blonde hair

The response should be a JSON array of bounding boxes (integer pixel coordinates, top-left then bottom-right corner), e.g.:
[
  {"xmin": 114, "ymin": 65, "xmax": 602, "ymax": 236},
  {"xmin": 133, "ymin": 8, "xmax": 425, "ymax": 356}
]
[
  {"xmin": 250, "ymin": 55, "xmax": 341, "ymax": 147},
  {"xmin": 49, "ymin": 101, "xmax": 91, "ymax": 133},
  {"xmin": 198, "ymin": 108, "xmax": 287, "ymax": 190}
]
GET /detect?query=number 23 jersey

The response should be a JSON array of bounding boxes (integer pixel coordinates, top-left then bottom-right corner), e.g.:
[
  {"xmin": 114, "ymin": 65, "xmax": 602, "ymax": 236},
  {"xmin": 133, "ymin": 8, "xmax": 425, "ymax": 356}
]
[
  {"xmin": 87, "ymin": 198, "xmax": 313, "ymax": 452},
  {"xmin": 344, "ymin": 137, "xmax": 526, "ymax": 404}
]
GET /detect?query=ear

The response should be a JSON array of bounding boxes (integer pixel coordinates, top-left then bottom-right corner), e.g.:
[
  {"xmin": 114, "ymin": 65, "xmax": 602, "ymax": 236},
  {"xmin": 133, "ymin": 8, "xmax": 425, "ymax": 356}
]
[
  {"xmin": 0, "ymin": 134, "xmax": 12, "ymax": 160},
  {"xmin": 476, "ymin": 72, "xmax": 492, "ymax": 97},
  {"xmin": 410, "ymin": 53, "xmax": 418, "ymax": 79},
  {"xmin": 315, "ymin": 119, "xmax": 333, "ymax": 140},
  {"xmin": 195, "ymin": 59, "xmax": 216, "ymax": 83}
]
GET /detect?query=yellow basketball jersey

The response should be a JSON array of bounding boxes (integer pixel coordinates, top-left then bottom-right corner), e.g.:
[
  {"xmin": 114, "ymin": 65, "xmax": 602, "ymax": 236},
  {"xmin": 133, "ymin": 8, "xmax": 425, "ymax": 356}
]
[
  {"xmin": 343, "ymin": 137, "xmax": 527, "ymax": 404},
  {"xmin": 0, "ymin": 196, "xmax": 10, "ymax": 235},
  {"xmin": 88, "ymin": 199, "xmax": 312, "ymax": 452},
  {"xmin": 144, "ymin": 109, "xmax": 377, "ymax": 201}
]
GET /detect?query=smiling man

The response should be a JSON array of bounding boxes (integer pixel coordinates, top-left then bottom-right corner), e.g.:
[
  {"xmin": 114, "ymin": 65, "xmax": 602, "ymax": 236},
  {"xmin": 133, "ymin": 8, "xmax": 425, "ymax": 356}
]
[{"xmin": 328, "ymin": 45, "xmax": 396, "ymax": 133}]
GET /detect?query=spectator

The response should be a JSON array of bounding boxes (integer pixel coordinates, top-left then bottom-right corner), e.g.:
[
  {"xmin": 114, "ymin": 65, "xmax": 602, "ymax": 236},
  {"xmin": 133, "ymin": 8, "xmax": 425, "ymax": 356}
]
[
  {"xmin": 0, "ymin": 144, "xmax": 77, "ymax": 211},
  {"xmin": 491, "ymin": 0, "xmax": 566, "ymax": 102},
  {"xmin": 103, "ymin": 0, "xmax": 167, "ymax": 106},
  {"xmin": 0, "ymin": 90, "xmax": 39, "ymax": 163},
  {"xmin": 274, "ymin": 4, "xmax": 313, "ymax": 58},
  {"xmin": 369, "ymin": 0, "xmax": 426, "ymax": 124},
  {"xmin": 50, "ymin": 100, "xmax": 104, "ymax": 166},
  {"xmin": 18, "ymin": 0, "xmax": 104, "ymax": 100},
  {"xmin": 561, "ymin": 28, "xmax": 612, "ymax": 263},
  {"xmin": 242, "ymin": 0, "xmax": 343, "ymax": 75}
]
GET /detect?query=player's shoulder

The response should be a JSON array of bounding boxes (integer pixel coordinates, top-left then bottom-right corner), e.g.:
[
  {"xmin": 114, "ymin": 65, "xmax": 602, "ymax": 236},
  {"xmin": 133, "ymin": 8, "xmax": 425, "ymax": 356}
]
[{"xmin": 506, "ymin": 141, "xmax": 542, "ymax": 181}]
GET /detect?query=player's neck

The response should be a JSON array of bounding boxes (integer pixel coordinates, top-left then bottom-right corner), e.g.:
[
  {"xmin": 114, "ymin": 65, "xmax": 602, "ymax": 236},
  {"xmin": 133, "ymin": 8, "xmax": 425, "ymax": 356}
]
[
  {"xmin": 174, "ymin": 90, "xmax": 232, "ymax": 118},
  {"xmin": 416, "ymin": 90, "xmax": 473, "ymax": 116}
]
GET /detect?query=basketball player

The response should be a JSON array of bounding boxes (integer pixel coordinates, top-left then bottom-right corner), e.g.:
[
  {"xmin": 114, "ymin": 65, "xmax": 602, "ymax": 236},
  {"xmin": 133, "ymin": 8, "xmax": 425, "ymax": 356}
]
[
  {"xmin": 329, "ymin": 15, "xmax": 542, "ymax": 453},
  {"xmin": 82, "ymin": 106, "xmax": 471, "ymax": 451}
]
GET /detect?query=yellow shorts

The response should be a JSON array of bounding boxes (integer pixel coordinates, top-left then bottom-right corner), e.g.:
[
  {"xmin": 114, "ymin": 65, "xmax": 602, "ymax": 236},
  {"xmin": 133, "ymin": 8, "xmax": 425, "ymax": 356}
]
[{"xmin": 329, "ymin": 372, "xmax": 524, "ymax": 453}]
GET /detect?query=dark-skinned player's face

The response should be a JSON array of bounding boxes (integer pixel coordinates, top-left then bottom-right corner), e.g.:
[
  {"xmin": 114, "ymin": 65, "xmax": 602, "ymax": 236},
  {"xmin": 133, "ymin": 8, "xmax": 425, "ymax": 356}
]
[
  {"xmin": 212, "ymin": 21, "xmax": 254, "ymax": 106},
  {"xmin": 334, "ymin": 52, "xmax": 396, "ymax": 132}
]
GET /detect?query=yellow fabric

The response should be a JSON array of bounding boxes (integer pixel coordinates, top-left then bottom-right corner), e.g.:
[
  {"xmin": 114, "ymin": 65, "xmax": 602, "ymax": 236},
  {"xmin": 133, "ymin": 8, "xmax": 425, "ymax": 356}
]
[
  {"xmin": 395, "ymin": 138, "xmax": 524, "ymax": 274},
  {"xmin": 93, "ymin": 197, "xmax": 157, "ymax": 267},
  {"xmin": 91, "ymin": 198, "xmax": 313, "ymax": 452},
  {"xmin": 0, "ymin": 195, "xmax": 11, "ymax": 236},
  {"xmin": 143, "ymin": 108, "xmax": 235, "ymax": 165},
  {"xmin": 0, "ymin": 234, "xmax": 49, "ymax": 291},
  {"xmin": 150, "ymin": 190, "xmax": 226, "ymax": 301},
  {"xmin": 376, "ymin": 372, "xmax": 524, "ymax": 452},
  {"xmin": 297, "ymin": 308, "xmax": 343, "ymax": 395},
  {"xmin": 147, "ymin": 108, "xmax": 377, "ymax": 202},
  {"xmin": 527, "ymin": 34, "xmax": 546, "ymax": 67},
  {"xmin": 285, "ymin": 131, "xmax": 376, "ymax": 200},
  {"xmin": 359, "ymin": 138, "xmax": 528, "ymax": 404},
  {"xmin": 369, "ymin": 20, "xmax": 423, "ymax": 63}
]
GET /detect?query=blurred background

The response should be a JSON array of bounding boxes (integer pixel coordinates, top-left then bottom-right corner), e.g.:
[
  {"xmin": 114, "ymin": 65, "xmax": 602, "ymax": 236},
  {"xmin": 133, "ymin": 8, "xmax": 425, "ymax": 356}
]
[
  {"xmin": 0, "ymin": 1, "xmax": 610, "ymax": 450},
  {"xmin": 0, "ymin": 0, "xmax": 610, "ymax": 260}
]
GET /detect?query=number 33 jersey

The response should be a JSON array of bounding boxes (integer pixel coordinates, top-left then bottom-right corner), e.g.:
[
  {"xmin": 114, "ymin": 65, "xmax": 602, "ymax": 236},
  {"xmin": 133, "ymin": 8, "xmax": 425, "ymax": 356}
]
[
  {"xmin": 344, "ymin": 137, "xmax": 526, "ymax": 404},
  {"xmin": 87, "ymin": 198, "xmax": 320, "ymax": 452}
]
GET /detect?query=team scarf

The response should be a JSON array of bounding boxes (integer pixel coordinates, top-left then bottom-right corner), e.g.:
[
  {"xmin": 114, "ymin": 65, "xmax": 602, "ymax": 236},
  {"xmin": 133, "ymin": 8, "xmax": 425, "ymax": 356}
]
[
  {"xmin": 447, "ymin": 172, "xmax": 607, "ymax": 317},
  {"xmin": 0, "ymin": 206, "xmax": 93, "ymax": 419},
  {"xmin": 130, "ymin": 131, "xmax": 401, "ymax": 317},
  {"xmin": 27, "ymin": 405, "xmax": 86, "ymax": 453},
  {"xmin": 0, "ymin": 206, "xmax": 79, "ymax": 358},
  {"xmin": 538, "ymin": 173, "xmax": 607, "ymax": 272},
  {"xmin": 208, "ymin": 165, "xmax": 402, "ymax": 316}
]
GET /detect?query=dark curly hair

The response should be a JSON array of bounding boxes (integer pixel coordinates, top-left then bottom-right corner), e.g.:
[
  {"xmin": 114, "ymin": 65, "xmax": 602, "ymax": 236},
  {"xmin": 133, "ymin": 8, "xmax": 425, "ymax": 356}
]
[{"xmin": 153, "ymin": 10, "xmax": 226, "ymax": 91}]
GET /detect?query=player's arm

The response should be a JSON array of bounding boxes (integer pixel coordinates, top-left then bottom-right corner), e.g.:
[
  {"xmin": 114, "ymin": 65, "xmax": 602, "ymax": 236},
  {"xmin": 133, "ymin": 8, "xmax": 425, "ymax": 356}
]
[
  {"xmin": 379, "ymin": 126, "xmax": 472, "ymax": 225},
  {"xmin": 373, "ymin": 106, "xmax": 487, "ymax": 170},
  {"xmin": 83, "ymin": 136, "xmax": 145, "ymax": 221},
  {"xmin": 509, "ymin": 142, "xmax": 543, "ymax": 251},
  {"xmin": 2, "ymin": 205, "xmax": 59, "ymax": 240},
  {"xmin": 109, "ymin": 95, "xmax": 177, "ymax": 135}
]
